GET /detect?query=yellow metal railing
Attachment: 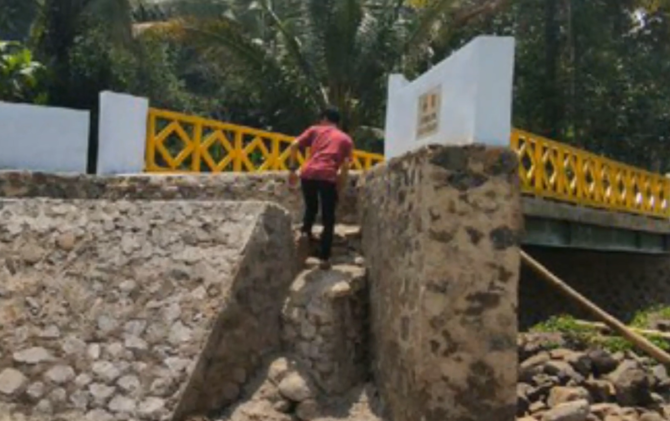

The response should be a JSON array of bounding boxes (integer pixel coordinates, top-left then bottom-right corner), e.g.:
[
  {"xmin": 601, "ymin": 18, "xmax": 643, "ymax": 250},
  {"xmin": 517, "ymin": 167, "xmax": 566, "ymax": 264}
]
[
  {"xmin": 145, "ymin": 108, "xmax": 670, "ymax": 218},
  {"xmin": 512, "ymin": 129, "xmax": 670, "ymax": 218},
  {"xmin": 146, "ymin": 108, "xmax": 384, "ymax": 173}
]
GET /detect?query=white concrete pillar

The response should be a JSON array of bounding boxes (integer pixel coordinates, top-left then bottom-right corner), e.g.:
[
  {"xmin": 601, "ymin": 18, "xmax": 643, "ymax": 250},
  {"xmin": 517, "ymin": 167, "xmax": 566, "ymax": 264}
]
[
  {"xmin": 383, "ymin": 36, "xmax": 516, "ymax": 160},
  {"xmin": 96, "ymin": 91, "xmax": 149, "ymax": 175}
]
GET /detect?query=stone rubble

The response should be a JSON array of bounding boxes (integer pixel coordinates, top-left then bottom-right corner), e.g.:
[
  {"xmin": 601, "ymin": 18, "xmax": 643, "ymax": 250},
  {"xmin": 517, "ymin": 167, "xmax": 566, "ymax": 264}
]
[
  {"xmin": 210, "ymin": 357, "xmax": 383, "ymax": 421},
  {"xmin": 517, "ymin": 333, "xmax": 670, "ymax": 421}
]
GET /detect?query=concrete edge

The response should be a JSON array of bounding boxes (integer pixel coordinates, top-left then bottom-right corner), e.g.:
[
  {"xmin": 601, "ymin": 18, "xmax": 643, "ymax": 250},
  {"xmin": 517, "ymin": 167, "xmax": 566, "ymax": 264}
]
[{"xmin": 522, "ymin": 196, "xmax": 670, "ymax": 234}]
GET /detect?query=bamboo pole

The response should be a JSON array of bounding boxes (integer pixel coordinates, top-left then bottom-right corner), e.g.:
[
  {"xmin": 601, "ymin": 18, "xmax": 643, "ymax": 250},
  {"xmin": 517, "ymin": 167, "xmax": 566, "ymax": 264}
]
[{"xmin": 520, "ymin": 250, "xmax": 670, "ymax": 365}]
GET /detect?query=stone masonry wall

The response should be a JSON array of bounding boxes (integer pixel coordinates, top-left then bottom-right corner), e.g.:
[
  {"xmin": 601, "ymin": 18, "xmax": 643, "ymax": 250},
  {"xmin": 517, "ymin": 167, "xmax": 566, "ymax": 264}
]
[
  {"xmin": 281, "ymin": 263, "xmax": 369, "ymax": 396},
  {"xmin": 174, "ymin": 203, "xmax": 295, "ymax": 419},
  {"xmin": 358, "ymin": 145, "xmax": 521, "ymax": 421},
  {"xmin": 0, "ymin": 171, "xmax": 360, "ymax": 225},
  {"xmin": 0, "ymin": 199, "xmax": 294, "ymax": 421},
  {"xmin": 520, "ymin": 247, "xmax": 670, "ymax": 329}
]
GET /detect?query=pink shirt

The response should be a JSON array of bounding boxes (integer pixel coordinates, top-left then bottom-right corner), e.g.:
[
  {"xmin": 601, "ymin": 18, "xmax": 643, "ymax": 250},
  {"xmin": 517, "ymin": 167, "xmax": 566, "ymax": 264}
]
[{"xmin": 296, "ymin": 124, "xmax": 354, "ymax": 184}]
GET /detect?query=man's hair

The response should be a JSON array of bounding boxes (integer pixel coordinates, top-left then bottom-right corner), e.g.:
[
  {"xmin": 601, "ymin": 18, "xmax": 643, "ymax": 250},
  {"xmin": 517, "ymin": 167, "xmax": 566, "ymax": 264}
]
[{"xmin": 320, "ymin": 106, "xmax": 341, "ymax": 125}]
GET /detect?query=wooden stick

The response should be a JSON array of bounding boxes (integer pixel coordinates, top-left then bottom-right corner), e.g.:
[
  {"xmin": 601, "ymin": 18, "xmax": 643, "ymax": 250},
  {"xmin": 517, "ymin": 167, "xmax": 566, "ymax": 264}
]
[
  {"xmin": 574, "ymin": 320, "xmax": 670, "ymax": 341},
  {"xmin": 520, "ymin": 250, "xmax": 670, "ymax": 365}
]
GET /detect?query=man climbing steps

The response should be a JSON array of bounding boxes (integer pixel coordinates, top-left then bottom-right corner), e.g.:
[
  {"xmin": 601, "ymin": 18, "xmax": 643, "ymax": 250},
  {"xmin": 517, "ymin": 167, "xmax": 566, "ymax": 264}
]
[{"xmin": 288, "ymin": 106, "xmax": 354, "ymax": 270}]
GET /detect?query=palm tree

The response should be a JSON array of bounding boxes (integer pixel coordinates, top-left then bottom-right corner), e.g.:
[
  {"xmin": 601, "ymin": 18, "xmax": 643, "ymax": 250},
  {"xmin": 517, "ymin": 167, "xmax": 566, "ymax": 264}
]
[
  {"xmin": 29, "ymin": 0, "xmax": 135, "ymax": 104},
  {"xmin": 143, "ymin": 0, "xmax": 511, "ymax": 138}
]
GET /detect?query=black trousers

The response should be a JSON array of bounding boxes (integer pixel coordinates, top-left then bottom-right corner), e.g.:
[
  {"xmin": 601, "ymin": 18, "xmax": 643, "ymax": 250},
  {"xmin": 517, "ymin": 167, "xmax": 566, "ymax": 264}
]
[{"xmin": 301, "ymin": 178, "xmax": 338, "ymax": 260}]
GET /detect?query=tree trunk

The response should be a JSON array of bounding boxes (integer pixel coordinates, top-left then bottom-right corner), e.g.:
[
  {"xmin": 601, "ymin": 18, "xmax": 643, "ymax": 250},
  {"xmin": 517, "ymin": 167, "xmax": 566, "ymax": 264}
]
[{"xmin": 543, "ymin": 0, "xmax": 562, "ymax": 139}]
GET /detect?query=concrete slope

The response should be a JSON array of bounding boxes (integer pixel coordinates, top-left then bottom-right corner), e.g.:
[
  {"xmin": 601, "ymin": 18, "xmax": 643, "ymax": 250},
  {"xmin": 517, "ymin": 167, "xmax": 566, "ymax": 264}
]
[{"xmin": 0, "ymin": 199, "xmax": 295, "ymax": 421}]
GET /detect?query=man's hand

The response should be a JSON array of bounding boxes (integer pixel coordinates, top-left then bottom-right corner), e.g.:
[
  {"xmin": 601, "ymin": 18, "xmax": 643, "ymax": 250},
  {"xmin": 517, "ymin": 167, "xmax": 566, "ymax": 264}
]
[{"xmin": 288, "ymin": 170, "xmax": 299, "ymax": 188}]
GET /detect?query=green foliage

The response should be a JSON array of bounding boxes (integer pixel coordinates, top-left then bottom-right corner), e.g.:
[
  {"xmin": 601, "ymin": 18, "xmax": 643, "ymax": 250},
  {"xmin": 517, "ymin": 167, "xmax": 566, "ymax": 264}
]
[
  {"xmin": 444, "ymin": 0, "xmax": 670, "ymax": 171},
  {"xmin": 531, "ymin": 312, "xmax": 670, "ymax": 354},
  {"xmin": 0, "ymin": 0, "xmax": 38, "ymax": 41},
  {"xmin": 0, "ymin": 40, "xmax": 48, "ymax": 103},
  {"xmin": 64, "ymin": 21, "xmax": 210, "ymax": 171},
  {"xmin": 10, "ymin": 0, "xmax": 670, "ymax": 172},
  {"xmin": 158, "ymin": 0, "xmax": 510, "ymax": 136},
  {"xmin": 30, "ymin": 0, "xmax": 135, "ymax": 109},
  {"xmin": 531, "ymin": 314, "xmax": 596, "ymax": 336},
  {"xmin": 630, "ymin": 305, "xmax": 670, "ymax": 328}
]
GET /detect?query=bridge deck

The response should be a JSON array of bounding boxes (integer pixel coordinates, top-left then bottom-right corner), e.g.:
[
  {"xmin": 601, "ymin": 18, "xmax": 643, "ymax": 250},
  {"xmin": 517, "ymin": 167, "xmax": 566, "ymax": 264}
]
[{"xmin": 523, "ymin": 197, "xmax": 670, "ymax": 254}]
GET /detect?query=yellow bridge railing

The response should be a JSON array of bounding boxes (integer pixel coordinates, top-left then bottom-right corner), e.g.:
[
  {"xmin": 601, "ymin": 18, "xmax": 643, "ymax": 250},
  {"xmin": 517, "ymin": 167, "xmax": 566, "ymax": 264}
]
[
  {"xmin": 146, "ymin": 108, "xmax": 384, "ymax": 173},
  {"xmin": 146, "ymin": 108, "xmax": 670, "ymax": 218},
  {"xmin": 512, "ymin": 130, "xmax": 670, "ymax": 218}
]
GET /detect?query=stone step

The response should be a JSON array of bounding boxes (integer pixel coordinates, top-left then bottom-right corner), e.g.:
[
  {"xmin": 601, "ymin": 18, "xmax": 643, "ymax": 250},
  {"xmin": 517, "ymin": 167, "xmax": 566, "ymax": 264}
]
[
  {"xmin": 293, "ymin": 224, "xmax": 362, "ymax": 242},
  {"xmin": 304, "ymin": 254, "xmax": 365, "ymax": 269},
  {"xmin": 282, "ymin": 265, "xmax": 368, "ymax": 395}
]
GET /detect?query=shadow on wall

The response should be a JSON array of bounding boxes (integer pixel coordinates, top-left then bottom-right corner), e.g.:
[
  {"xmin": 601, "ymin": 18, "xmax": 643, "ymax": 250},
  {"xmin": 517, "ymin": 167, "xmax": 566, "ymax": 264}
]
[{"xmin": 519, "ymin": 246, "xmax": 670, "ymax": 330}]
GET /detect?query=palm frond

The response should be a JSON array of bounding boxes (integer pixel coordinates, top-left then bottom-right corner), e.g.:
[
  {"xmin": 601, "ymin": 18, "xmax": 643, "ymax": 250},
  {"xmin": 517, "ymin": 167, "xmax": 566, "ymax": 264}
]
[
  {"xmin": 258, "ymin": 0, "xmax": 328, "ymax": 106},
  {"xmin": 179, "ymin": 16, "xmax": 322, "ymax": 115},
  {"xmin": 402, "ymin": 0, "xmax": 460, "ymax": 61},
  {"xmin": 319, "ymin": 0, "xmax": 364, "ymax": 104},
  {"xmin": 303, "ymin": 0, "xmax": 336, "ymax": 81}
]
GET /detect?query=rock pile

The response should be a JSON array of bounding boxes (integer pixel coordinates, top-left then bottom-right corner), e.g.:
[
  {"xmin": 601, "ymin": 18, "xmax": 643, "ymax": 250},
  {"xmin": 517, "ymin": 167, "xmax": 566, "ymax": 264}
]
[
  {"xmin": 518, "ymin": 334, "xmax": 670, "ymax": 421},
  {"xmin": 210, "ymin": 356, "xmax": 381, "ymax": 421}
]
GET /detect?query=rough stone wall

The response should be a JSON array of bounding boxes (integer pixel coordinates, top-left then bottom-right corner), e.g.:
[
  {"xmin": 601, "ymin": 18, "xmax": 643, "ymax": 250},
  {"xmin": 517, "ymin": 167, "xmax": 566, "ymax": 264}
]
[
  {"xmin": 0, "ymin": 171, "xmax": 360, "ymax": 225},
  {"xmin": 358, "ymin": 145, "xmax": 521, "ymax": 421},
  {"xmin": 520, "ymin": 247, "xmax": 670, "ymax": 329},
  {"xmin": 174, "ymin": 203, "xmax": 295, "ymax": 419},
  {"xmin": 282, "ymin": 264, "xmax": 369, "ymax": 395},
  {"xmin": 0, "ymin": 199, "xmax": 294, "ymax": 421}
]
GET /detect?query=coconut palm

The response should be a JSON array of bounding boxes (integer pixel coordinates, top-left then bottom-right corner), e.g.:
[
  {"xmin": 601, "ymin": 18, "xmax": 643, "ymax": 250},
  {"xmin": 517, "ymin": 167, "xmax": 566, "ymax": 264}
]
[{"xmin": 143, "ymin": 0, "xmax": 511, "ymax": 136}]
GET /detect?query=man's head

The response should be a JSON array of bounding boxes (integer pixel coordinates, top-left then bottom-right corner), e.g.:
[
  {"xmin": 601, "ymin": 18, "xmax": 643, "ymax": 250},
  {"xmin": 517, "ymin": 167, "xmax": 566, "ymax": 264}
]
[{"xmin": 320, "ymin": 106, "xmax": 341, "ymax": 126}]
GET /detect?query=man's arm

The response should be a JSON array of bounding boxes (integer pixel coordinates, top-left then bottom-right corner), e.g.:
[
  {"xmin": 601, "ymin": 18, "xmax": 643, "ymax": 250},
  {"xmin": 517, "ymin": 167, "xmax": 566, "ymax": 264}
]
[
  {"xmin": 288, "ymin": 127, "xmax": 314, "ymax": 171},
  {"xmin": 288, "ymin": 141, "xmax": 300, "ymax": 172}
]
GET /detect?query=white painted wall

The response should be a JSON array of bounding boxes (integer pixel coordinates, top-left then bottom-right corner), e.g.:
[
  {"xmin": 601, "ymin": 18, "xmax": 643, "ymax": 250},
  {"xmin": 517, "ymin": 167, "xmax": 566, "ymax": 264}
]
[
  {"xmin": 0, "ymin": 101, "xmax": 90, "ymax": 173},
  {"xmin": 96, "ymin": 91, "xmax": 149, "ymax": 175},
  {"xmin": 383, "ymin": 36, "xmax": 516, "ymax": 160}
]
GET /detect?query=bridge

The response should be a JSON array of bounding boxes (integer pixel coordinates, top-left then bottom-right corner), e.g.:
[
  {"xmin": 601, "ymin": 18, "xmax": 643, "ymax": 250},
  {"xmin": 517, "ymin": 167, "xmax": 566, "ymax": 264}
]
[
  {"xmin": 3, "ymin": 35, "xmax": 670, "ymax": 421},
  {"xmin": 145, "ymin": 107, "xmax": 670, "ymax": 255}
]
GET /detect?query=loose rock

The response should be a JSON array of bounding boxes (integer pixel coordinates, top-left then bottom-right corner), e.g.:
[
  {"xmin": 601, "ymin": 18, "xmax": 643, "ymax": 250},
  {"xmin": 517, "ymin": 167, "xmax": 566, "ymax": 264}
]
[
  {"xmin": 548, "ymin": 387, "xmax": 591, "ymax": 407},
  {"xmin": 278, "ymin": 372, "xmax": 314, "ymax": 402},
  {"xmin": 295, "ymin": 399, "xmax": 320, "ymax": 420},
  {"xmin": 542, "ymin": 399, "xmax": 590, "ymax": 421},
  {"xmin": 608, "ymin": 360, "xmax": 651, "ymax": 407}
]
